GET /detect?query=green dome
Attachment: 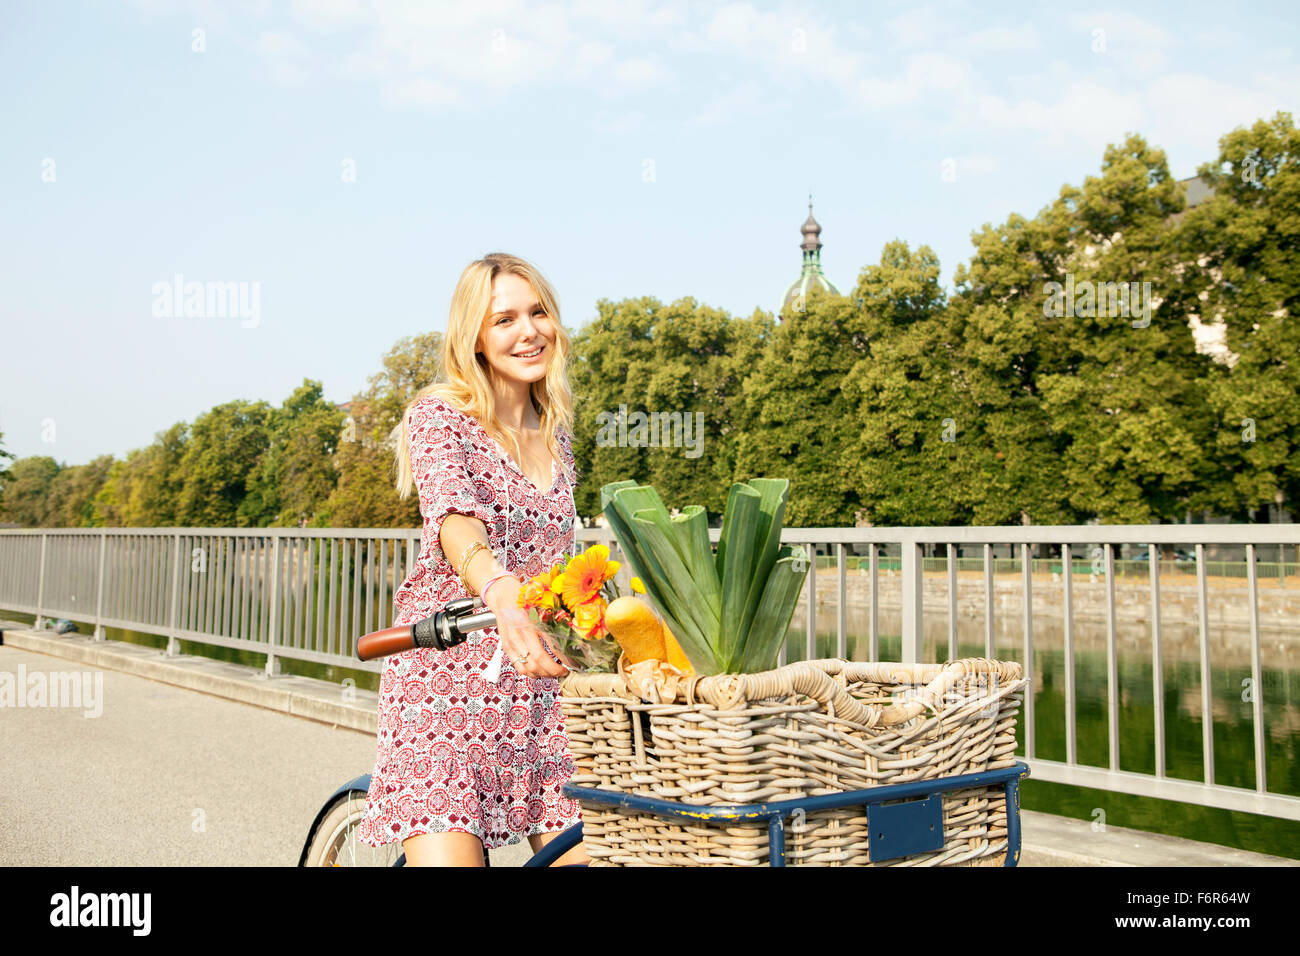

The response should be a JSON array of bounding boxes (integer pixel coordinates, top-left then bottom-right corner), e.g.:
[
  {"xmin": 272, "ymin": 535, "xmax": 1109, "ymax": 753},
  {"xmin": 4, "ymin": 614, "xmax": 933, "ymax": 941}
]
[{"xmin": 780, "ymin": 197, "xmax": 840, "ymax": 320}]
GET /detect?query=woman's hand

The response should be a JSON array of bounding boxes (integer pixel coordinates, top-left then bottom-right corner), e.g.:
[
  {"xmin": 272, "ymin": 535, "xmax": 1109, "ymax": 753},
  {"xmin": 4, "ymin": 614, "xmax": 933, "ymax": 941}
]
[{"xmin": 482, "ymin": 576, "xmax": 576, "ymax": 679}]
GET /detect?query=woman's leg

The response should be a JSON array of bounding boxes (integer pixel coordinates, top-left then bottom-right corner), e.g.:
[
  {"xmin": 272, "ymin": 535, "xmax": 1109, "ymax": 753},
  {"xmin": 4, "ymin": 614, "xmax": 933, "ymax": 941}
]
[
  {"xmin": 402, "ymin": 830, "xmax": 486, "ymax": 867},
  {"xmin": 527, "ymin": 829, "xmax": 590, "ymax": 866}
]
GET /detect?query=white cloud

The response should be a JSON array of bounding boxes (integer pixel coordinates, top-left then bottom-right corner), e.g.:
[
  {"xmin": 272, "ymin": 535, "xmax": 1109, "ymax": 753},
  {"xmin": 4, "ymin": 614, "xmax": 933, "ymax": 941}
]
[
  {"xmin": 856, "ymin": 53, "xmax": 971, "ymax": 110},
  {"xmin": 611, "ymin": 54, "xmax": 673, "ymax": 94},
  {"xmin": 1065, "ymin": 9, "xmax": 1175, "ymax": 49},
  {"xmin": 285, "ymin": 0, "xmax": 684, "ymax": 108},
  {"xmin": 1066, "ymin": 9, "xmax": 1174, "ymax": 74},
  {"xmin": 975, "ymin": 82, "xmax": 1146, "ymax": 150},
  {"xmin": 289, "ymin": 0, "xmax": 374, "ymax": 32},
  {"xmin": 688, "ymin": 79, "xmax": 765, "ymax": 127},
  {"xmin": 955, "ymin": 153, "xmax": 999, "ymax": 175},
  {"xmin": 964, "ymin": 24, "xmax": 1040, "ymax": 53},
  {"xmin": 1144, "ymin": 69, "xmax": 1300, "ymax": 172},
  {"xmin": 254, "ymin": 30, "xmax": 310, "ymax": 85},
  {"xmin": 592, "ymin": 108, "xmax": 647, "ymax": 134},
  {"xmin": 884, "ymin": 5, "xmax": 953, "ymax": 50},
  {"xmin": 674, "ymin": 2, "xmax": 864, "ymax": 89},
  {"xmin": 569, "ymin": 0, "xmax": 687, "ymax": 31},
  {"xmin": 156, "ymin": 0, "xmax": 1292, "ymax": 176}
]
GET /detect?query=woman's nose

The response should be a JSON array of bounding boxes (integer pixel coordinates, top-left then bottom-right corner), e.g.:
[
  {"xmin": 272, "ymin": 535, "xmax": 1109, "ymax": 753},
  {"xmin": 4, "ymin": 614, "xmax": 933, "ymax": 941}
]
[{"xmin": 516, "ymin": 314, "xmax": 540, "ymax": 340}]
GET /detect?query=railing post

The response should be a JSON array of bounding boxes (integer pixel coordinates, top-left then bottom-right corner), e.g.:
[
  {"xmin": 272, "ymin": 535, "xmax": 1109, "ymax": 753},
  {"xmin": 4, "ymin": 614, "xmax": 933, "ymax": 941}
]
[
  {"xmin": 93, "ymin": 531, "xmax": 107, "ymax": 640},
  {"xmin": 836, "ymin": 542, "xmax": 847, "ymax": 661},
  {"xmin": 167, "ymin": 533, "xmax": 181, "ymax": 657},
  {"xmin": 34, "ymin": 532, "xmax": 48, "ymax": 630},
  {"xmin": 805, "ymin": 542, "xmax": 817, "ymax": 661},
  {"xmin": 1246, "ymin": 543, "xmax": 1265, "ymax": 793},
  {"xmin": 900, "ymin": 536, "xmax": 923, "ymax": 663},
  {"xmin": 266, "ymin": 534, "xmax": 282, "ymax": 678},
  {"xmin": 1149, "ymin": 543, "xmax": 1164, "ymax": 779},
  {"xmin": 1021, "ymin": 542, "xmax": 1034, "ymax": 760}
]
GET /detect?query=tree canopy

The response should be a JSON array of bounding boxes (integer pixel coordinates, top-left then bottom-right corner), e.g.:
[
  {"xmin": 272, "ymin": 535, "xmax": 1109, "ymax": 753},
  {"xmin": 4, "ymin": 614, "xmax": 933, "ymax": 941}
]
[{"xmin": 3, "ymin": 113, "xmax": 1295, "ymax": 530}]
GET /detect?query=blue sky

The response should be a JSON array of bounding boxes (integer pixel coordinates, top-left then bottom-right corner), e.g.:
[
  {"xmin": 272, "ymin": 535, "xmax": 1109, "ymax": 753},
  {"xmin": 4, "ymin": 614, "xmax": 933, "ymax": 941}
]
[{"xmin": 2, "ymin": 0, "xmax": 1296, "ymax": 468}]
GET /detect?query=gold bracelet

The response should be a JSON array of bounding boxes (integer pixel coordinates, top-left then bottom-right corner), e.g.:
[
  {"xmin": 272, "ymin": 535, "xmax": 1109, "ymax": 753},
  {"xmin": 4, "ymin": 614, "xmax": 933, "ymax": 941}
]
[
  {"xmin": 456, "ymin": 540, "xmax": 482, "ymax": 573},
  {"xmin": 457, "ymin": 541, "xmax": 491, "ymax": 595}
]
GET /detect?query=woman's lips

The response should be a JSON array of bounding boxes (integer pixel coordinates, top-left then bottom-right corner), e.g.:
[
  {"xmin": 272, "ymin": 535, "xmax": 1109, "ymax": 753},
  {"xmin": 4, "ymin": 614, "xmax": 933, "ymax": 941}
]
[{"xmin": 514, "ymin": 344, "xmax": 546, "ymax": 361}]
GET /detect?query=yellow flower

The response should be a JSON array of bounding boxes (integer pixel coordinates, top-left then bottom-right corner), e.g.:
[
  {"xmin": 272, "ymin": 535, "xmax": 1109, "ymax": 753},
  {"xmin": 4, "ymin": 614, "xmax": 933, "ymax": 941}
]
[
  {"xmin": 630, "ymin": 576, "xmax": 645, "ymax": 594},
  {"xmin": 572, "ymin": 598, "xmax": 608, "ymax": 641}
]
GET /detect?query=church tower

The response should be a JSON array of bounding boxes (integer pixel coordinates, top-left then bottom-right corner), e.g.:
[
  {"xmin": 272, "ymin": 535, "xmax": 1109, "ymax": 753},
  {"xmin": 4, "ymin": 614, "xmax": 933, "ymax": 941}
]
[{"xmin": 779, "ymin": 196, "xmax": 840, "ymax": 321}]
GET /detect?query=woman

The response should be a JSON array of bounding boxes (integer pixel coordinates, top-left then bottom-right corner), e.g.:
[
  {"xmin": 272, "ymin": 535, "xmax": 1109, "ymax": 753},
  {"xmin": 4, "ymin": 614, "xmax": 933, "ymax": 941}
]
[{"xmin": 358, "ymin": 252, "xmax": 589, "ymax": 866}]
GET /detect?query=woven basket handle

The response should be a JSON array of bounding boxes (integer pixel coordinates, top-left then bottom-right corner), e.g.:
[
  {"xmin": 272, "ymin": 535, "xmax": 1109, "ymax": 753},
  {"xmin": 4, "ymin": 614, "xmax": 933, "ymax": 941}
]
[
  {"xmin": 559, "ymin": 658, "xmax": 1022, "ymax": 731},
  {"xmin": 826, "ymin": 658, "xmax": 1023, "ymax": 727},
  {"xmin": 692, "ymin": 663, "xmax": 879, "ymax": 725},
  {"xmin": 693, "ymin": 658, "xmax": 1023, "ymax": 728}
]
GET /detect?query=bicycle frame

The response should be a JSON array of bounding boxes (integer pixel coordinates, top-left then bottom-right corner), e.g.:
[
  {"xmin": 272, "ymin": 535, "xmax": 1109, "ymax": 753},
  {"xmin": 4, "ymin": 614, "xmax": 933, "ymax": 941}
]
[
  {"xmin": 305, "ymin": 762, "xmax": 1028, "ymax": 867},
  {"xmin": 559, "ymin": 761, "xmax": 1031, "ymax": 866}
]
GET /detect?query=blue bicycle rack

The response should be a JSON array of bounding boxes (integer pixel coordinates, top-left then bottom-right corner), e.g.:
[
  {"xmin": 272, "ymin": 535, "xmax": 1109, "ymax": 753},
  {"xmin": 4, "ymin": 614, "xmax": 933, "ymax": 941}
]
[{"xmin": 529, "ymin": 760, "xmax": 1030, "ymax": 867}]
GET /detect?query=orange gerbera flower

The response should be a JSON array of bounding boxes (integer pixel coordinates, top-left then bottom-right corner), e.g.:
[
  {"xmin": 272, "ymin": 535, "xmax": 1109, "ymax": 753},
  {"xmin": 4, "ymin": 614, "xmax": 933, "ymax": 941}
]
[
  {"xmin": 562, "ymin": 545, "xmax": 619, "ymax": 609},
  {"xmin": 518, "ymin": 564, "xmax": 563, "ymax": 610}
]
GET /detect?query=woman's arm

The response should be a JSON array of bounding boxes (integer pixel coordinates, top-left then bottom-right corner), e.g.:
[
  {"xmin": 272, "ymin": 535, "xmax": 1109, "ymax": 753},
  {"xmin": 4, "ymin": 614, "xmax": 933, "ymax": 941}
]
[
  {"xmin": 439, "ymin": 513, "xmax": 571, "ymax": 678},
  {"xmin": 439, "ymin": 512, "xmax": 504, "ymax": 593}
]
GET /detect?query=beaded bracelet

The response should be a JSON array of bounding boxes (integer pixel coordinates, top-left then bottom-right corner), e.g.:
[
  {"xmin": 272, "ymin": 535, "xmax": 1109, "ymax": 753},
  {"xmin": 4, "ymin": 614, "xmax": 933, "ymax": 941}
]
[{"xmin": 480, "ymin": 571, "xmax": 515, "ymax": 604}]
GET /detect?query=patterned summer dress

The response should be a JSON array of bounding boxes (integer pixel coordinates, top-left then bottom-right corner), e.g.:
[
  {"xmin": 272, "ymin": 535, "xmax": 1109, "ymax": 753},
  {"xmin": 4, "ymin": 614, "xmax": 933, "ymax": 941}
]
[{"xmin": 358, "ymin": 394, "xmax": 582, "ymax": 850}]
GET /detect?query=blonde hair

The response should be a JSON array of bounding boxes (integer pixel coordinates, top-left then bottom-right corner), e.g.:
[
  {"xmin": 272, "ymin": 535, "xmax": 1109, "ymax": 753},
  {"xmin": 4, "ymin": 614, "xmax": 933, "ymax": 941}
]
[{"xmin": 392, "ymin": 252, "xmax": 575, "ymax": 501}]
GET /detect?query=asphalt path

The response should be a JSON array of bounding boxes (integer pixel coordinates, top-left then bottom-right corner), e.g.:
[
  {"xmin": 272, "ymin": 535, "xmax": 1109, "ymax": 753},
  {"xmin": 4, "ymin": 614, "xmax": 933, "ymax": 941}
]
[{"xmin": 0, "ymin": 645, "xmax": 530, "ymax": 866}]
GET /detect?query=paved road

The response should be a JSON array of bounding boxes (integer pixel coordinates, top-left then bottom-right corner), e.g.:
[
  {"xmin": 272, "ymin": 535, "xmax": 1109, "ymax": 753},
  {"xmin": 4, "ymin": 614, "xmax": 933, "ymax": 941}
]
[
  {"xmin": 5, "ymin": 634, "xmax": 1290, "ymax": 868},
  {"xmin": 0, "ymin": 644, "xmax": 531, "ymax": 866}
]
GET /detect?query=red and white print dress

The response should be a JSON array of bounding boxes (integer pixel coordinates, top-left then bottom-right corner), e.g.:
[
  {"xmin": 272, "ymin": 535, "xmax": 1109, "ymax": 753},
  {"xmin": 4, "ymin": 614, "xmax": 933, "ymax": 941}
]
[{"xmin": 358, "ymin": 394, "xmax": 582, "ymax": 850}]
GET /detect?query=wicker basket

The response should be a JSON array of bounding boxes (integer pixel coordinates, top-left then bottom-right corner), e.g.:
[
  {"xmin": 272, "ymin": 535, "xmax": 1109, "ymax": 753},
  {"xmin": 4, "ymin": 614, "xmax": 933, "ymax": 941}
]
[{"xmin": 559, "ymin": 657, "xmax": 1025, "ymax": 866}]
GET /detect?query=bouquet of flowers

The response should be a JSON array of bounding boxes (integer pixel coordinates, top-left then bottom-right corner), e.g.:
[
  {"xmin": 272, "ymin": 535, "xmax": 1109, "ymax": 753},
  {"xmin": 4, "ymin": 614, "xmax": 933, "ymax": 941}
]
[{"xmin": 516, "ymin": 543, "xmax": 641, "ymax": 673}]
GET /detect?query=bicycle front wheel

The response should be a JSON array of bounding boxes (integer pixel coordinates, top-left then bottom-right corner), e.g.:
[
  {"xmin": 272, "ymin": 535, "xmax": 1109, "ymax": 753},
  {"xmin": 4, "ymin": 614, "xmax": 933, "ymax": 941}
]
[{"xmin": 302, "ymin": 790, "xmax": 404, "ymax": 867}]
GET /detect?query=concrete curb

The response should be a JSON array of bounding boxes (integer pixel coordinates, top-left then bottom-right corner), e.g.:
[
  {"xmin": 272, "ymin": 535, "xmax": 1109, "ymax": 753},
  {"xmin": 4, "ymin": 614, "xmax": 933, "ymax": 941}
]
[
  {"xmin": 0, "ymin": 623, "xmax": 378, "ymax": 735},
  {"xmin": 3, "ymin": 621, "xmax": 1295, "ymax": 867},
  {"xmin": 1019, "ymin": 810, "xmax": 1297, "ymax": 867}
]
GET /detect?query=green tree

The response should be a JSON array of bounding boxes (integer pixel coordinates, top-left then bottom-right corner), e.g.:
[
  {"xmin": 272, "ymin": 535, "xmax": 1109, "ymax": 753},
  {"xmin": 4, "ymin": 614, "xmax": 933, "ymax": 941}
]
[
  {"xmin": 243, "ymin": 379, "xmax": 346, "ymax": 527},
  {"xmin": 323, "ymin": 332, "xmax": 442, "ymax": 528},
  {"xmin": 0, "ymin": 457, "xmax": 60, "ymax": 527},
  {"xmin": 949, "ymin": 200, "xmax": 1089, "ymax": 525},
  {"xmin": 1171, "ymin": 111, "xmax": 1300, "ymax": 518},
  {"xmin": 733, "ymin": 286, "xmax": 864, "ymax": 526},
  {"xmin": 45, "ymin": 455, "xmax": 115, "ymax": 527},
  {"xmin": 175, "ymin": 401, "xmax": 273, "ymax": 527},
  {"xmin": 92, "ymin": 423, "xmax": 188, "ymax": 526},
  {"xmin": 841, "ymin": 240, "xmax": 976, "ymax": 525},
  {"xmin": 571, "ymin": 296, "xmax": 766, "ymax": 520},
  {"xmin": 0, "ymin": 427, "xmax": 15, "ymax": 487},
  {"xmin": 1036, "ymin": 134, "xmax": 1213, "ymax": 523}
]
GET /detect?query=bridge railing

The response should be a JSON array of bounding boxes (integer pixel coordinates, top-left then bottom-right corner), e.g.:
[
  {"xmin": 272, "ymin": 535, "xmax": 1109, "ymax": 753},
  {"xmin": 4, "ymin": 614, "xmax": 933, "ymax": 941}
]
[{"xmin": 1, "ymin": 524, "xmax": 1296, "ymax": 822}]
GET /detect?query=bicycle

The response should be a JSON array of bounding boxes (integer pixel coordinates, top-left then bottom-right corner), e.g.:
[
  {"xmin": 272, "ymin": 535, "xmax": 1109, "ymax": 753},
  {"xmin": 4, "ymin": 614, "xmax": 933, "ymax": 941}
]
[
  {"xmin": 300, "ymin": 598, "xmax": 1032, "ymax": 867},
  {"xmin": 299, "ymin": 597, "xmax": 586, "ymax": 867}
]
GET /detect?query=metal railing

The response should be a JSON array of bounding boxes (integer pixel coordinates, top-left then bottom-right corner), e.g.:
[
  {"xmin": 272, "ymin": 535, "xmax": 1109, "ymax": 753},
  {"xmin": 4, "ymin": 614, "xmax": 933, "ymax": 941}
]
[{"xmin": 1, "ymin": 523, "xmax": 1296, "ymax": 822}]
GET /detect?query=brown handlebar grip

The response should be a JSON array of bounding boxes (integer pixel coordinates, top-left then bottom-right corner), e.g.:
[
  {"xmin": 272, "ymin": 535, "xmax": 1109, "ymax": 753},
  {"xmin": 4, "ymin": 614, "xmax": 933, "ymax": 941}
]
[{"xmin": 357, "ymin": 625, "xmax": 415, "ymax": 661}]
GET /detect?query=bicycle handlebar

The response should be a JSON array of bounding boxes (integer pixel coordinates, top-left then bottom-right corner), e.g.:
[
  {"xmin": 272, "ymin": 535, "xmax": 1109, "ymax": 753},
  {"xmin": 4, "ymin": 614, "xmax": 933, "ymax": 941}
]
[{"xmin": 356, "ymin": 598, "xmax": 499, "ymax": 661}]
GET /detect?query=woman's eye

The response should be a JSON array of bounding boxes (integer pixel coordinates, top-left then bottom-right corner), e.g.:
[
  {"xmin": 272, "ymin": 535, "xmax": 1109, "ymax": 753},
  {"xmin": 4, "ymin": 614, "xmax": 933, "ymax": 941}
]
[{"xmin": 497, "ymin": 310, "xmax": 544, "ymax": 324}]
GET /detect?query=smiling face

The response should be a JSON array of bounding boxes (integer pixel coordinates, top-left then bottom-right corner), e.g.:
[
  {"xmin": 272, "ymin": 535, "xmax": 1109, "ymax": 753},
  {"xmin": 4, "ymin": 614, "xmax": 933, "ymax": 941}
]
[{"xmin": 476, "ymin": 271, "xmax": 556, "ymax": 389}]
